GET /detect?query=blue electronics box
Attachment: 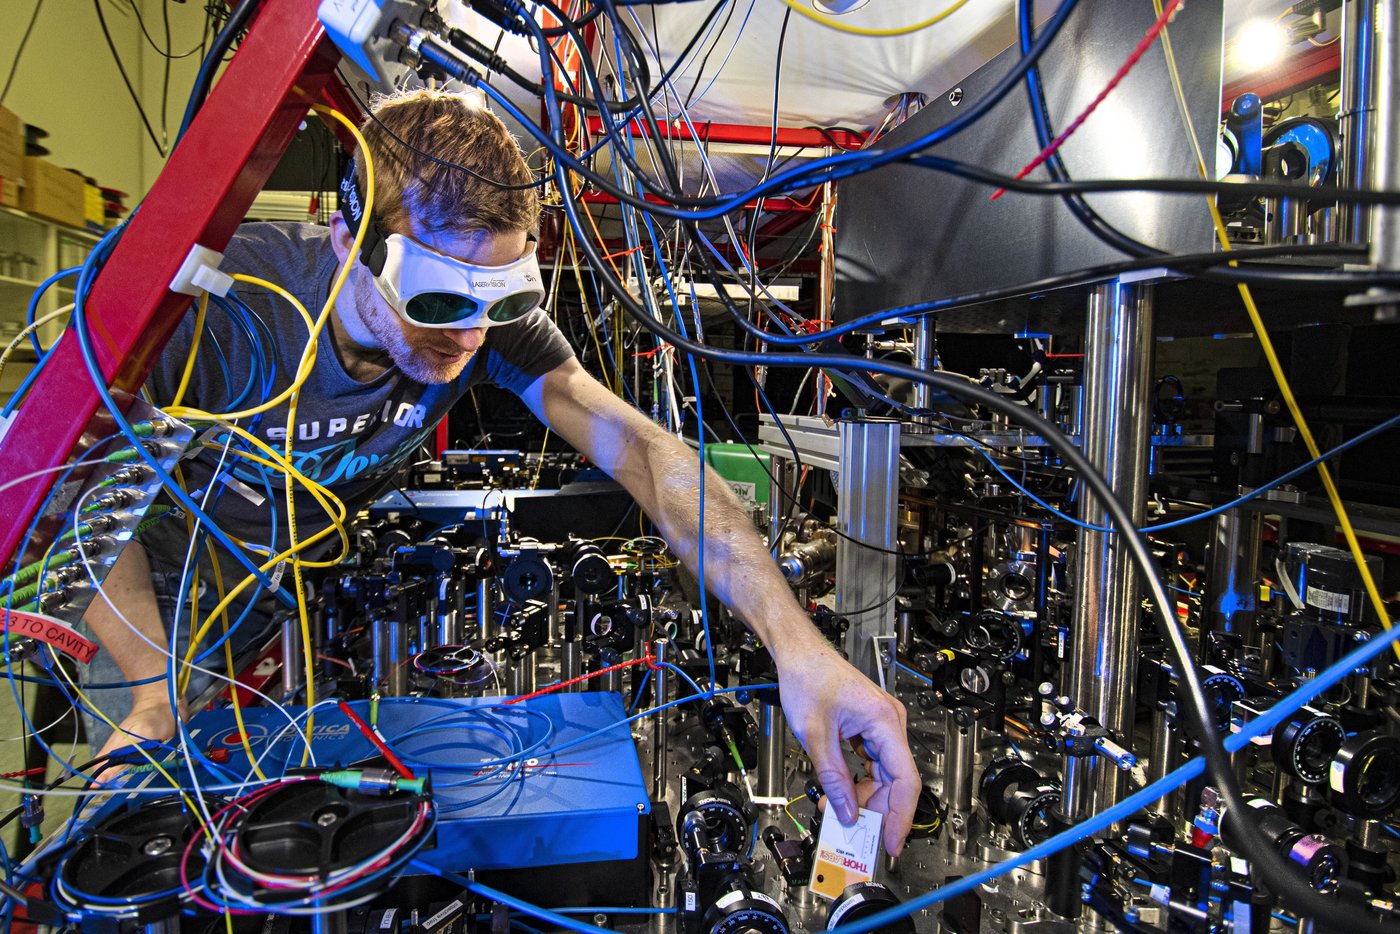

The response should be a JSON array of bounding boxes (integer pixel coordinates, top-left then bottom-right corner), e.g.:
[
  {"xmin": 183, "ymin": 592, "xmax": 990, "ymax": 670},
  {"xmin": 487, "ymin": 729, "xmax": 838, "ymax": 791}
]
[{"xmin": 181, "ymin": 692, "xmax": 649, "ymax": 872}]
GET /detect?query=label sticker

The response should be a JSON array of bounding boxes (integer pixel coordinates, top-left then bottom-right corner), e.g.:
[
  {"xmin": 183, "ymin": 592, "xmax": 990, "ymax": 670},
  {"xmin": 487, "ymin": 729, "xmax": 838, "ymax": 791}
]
[
  {"xmin": 1, "ymin": 609, "xmax": 100, "ymax": 663},
  {"xmin": 809, "ymin": 806, "xmax": 883, "ymax": 901},
  {"xmin": 1330, "ymin": 758, "xmax": 1346, "ymax": 793},
  {"xmin": 1305, "ymin": 586, "xmax": 1350, "ymax": 615}
]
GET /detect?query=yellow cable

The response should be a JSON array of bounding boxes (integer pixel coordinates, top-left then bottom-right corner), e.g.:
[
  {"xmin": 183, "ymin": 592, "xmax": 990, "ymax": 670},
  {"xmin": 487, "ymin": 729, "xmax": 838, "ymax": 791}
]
[
  {"xmin": 1152, "ymin": 0, "xmax": 1396, "ymax": 652},
  {"xmin": 777, "ymin": 0, "xmax": 971, "ymax": 37},
  {"xmin": 172, "ymin": 293, "xmax": 209, "ymax": 408}
]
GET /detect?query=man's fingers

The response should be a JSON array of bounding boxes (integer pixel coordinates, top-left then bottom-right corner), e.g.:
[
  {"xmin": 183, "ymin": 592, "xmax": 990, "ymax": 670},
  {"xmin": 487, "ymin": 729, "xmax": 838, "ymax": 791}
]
[{"xmin": 807, "ymin": 724, "xmax": 859, "ymax": 825}]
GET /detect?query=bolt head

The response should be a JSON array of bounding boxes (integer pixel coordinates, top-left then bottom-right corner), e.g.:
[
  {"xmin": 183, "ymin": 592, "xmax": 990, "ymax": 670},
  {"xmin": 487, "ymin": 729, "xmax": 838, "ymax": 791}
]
[
  {"xmin": 143, "ymin": 835, "xmax": 174, "ymax": 857},
  {"xmin": 316, "ymin": 811, "xmax": 338, "ymax": 827},
  {"xmin": 948, "ymin": 87, "xmax": 964, "ymax": 106}
]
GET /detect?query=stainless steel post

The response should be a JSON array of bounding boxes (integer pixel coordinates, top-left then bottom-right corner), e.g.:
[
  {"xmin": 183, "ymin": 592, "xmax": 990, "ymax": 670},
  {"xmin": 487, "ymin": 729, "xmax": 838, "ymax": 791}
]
[
  {"xmin": 652, "ymin": 639, "xmax": 670, "ymax": 801},
  {"xmin": 310, "ymin": 909, "xmax": 348, "ymax": 934},
  {"xmin": 758, "ymin": 702, "xmax": 787, "ymax": 803},
  {"xmin": 281, "ymin": 614, "xmax": 303, "ymax": 698},
  {"xmin": 768, "ymin": 455, "xmax": 796, "ymax": 546},
  {"xmin": 1340, "ymin": 0, "xmax": 1380, "ymax": 243},
  {"xmin": 836, "ymin": 417, "xmax": 902, "ymax": 681},
  {"xmin": 1066, "ymin": 280, "xmax": 1154, "ymax": 818},
  {"xmin": 548, "ymin": 577, "xmax": 563, "ymax": 644},
  {"xmin": 562, "ymin": 639, "xmax": 582, "ymax": 690},
  {"xmin": 943, "ymin": 707, "xmax": 978, "ymax": 855},
  {"xmin": 1147, "ymin": 709, "xmax": 1182, "ymax": 823},
  {"xmin": 1370, "ymin": 0, "xmax": 1400, "ymax": 272},
  {"xmin": 477, "ymin": 577, "xmax": 494, "ymax": 642},
  {"xmin": 509, "ymin": 650, "xmax": 535, "ymax": 696},
  {"xmin": 437, "ymin": 580, "xmax": 463, "ymax": 646},
  {"xmin": 1206, "ymin": 508, "xmax": 1262, "ymax": 639},
  {"xmin": 372, "ymin": 616, "xmax": 408, "ymax": 697},
  {"xmin": 913, "ymin": 317, "xmax": 936, "ymax": 411}
]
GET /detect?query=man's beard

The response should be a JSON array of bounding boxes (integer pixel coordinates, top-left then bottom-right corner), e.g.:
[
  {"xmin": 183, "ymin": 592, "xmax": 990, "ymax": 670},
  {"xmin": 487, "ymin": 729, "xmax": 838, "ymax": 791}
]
[{"xmin": 355, "ymin": 271, "xmax": 474, "ymax": 384}]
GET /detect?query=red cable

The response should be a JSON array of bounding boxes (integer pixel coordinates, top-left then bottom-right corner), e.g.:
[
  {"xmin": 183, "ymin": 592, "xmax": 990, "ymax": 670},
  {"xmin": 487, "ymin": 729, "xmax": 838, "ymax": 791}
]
[
  {"xmin": 504, "ymin": 653, "xmax": 656, "ymax": 705},
  {"xmin": 336, "ymin": 699, "xmax": 415, "ymax": 780},
  {"xmin": 991, "ymin": 0, "xmax": 1186, "ymax": 201}
]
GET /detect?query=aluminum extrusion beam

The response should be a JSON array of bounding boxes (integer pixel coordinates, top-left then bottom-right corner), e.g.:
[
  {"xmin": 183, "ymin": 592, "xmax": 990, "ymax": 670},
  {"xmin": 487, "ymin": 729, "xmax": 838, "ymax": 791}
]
[{"xmin": 835, "ymin": 418, "xmax": 901, "ymax": 682}]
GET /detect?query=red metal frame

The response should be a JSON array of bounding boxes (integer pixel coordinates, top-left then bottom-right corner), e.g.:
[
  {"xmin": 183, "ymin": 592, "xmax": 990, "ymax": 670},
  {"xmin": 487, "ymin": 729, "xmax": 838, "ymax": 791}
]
[
  {"xmin": 1221, "ymin": 42, "xmax": 1340, "ymax": 111},
  {"xmin": 0, "ymin": 0, "xmax": 343, "ymax": 567},
  {"xmin": 584, "ymin": 115, "xmax": 864, "ymax": 150}
]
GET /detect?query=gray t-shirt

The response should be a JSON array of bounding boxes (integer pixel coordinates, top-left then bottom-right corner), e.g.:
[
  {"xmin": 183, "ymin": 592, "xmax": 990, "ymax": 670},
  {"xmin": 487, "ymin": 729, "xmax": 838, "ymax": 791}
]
[{"xmin": 141, "ymin": 222, "xmax": 574, "ymax": 586}]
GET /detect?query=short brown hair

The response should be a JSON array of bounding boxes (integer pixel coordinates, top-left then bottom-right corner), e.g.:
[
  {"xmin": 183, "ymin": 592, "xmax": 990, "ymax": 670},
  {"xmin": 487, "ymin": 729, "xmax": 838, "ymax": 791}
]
[{"xmin": 356, "ymin": 88, "xmax": 539, "ymax": 236}]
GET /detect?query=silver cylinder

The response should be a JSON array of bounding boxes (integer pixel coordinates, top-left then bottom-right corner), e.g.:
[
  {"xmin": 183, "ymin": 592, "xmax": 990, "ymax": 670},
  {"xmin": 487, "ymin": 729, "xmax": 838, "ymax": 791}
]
[
  {"xmin": 1340, "ymin": 0, "xmax": 1380, "ymax": 243},
  {"xmin": 477, "ymin": 577, "xmax": 494, "ymax": 642},
  {"xmin": 1066, "ymin": 280, "xmax": 1154, "ymax": 819},
  {"xmin": 913, "ymin": 316, "xmax": 936, "ymax": 411},
  {"xmin": 562, "ymin": 640, "xmax": 582, "ymax": 690},
  {"xmin": 281, "ymin": 615, "xmax": 304, "ymax": 698},
  {"xmin": 1147, "ymin": 709, "xmax": 1182, "ymax": 823},
  {"xmin": 510, "ymin": 650, "xmax": 535, "ymax": 696},
  {"xmin": 436, "ymin": 581, "xmax": 463, "ymax": 646},
  {"xmin": 310, "ymin": 909, "xmax": 349, "ymax": 934},
  {"xmin": 1355, "ymin": 817, "xmax": 1382, "ymax": 849},
  {"xmin": 601, "ymin": 664, "xmax": 623, "ymax": 694},
  {"xmin": 652, "ymin": 639, "xmax": 670, "ymax": 801},
  {"xmin": 548, "ymin": 577, "xmax": 563, "ymax": 644},
  {"xmin": 372, "ymin": 616, "xmax": 409, "ymax": 697},
  {"xmin": 758, "ymin": 702, "xmax": 787, "ymax": 802},
  {"xmin": 944, "ymin": 708, "xmax": 979, "ymax": 856},
  {"xmin": 1206, "ymin": 508, "xmax": 1262, "ymax": 639},
  {"xmin": 1370, "ymin": 0, "xmax": 1400, "ymax": 271}
]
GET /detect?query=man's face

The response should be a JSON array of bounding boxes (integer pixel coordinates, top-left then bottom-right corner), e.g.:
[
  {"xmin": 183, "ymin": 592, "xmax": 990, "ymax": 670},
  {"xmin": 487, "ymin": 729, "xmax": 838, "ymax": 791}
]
[{"xmin": 351, "ymin": 225, "xmax": 530, "ymax": 384}]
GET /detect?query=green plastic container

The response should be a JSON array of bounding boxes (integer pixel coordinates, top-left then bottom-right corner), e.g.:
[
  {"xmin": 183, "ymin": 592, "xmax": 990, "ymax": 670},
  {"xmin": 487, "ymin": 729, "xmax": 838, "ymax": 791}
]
[{"xmin": 704, "ymin": 443, "xmax": 771, "ymax": 510}]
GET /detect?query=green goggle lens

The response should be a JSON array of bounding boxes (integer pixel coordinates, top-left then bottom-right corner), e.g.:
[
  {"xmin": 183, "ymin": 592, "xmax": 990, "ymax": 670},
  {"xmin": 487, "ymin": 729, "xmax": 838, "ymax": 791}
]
[
  {"xmin": 404, "ymin": 292, "xmax": 538, "ymax": 326},
  {"xmin": 488, "ymin": 292, "xmax": 539, "ymax": 323},
  {"xmin": 405, "ymin": 292, "xmax": 483, "ymax": 325}
]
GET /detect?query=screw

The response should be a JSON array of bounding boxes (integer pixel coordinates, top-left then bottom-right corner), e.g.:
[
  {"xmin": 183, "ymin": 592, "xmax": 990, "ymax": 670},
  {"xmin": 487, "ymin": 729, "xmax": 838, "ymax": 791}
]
[
  {"xmin": 317, "ymin": 811, "xmax": 338, "ymax": 826},
  {"xmin": 143, "ymin": 835, "xmax": 173, "ymax": 857},
  {"xmin": 948, "ymin": 87, "xmax": 964, "ymax": 106}
]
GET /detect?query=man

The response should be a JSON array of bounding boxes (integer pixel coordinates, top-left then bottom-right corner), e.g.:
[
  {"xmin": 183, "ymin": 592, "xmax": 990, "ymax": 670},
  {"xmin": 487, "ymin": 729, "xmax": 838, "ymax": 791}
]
[{"xmin": 81, "ymin": 88, "xmax": 918, "ymax": 855}]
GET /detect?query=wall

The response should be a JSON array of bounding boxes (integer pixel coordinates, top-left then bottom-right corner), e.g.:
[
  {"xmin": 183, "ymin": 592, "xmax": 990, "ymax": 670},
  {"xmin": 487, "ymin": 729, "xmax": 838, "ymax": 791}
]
[{"xmin": 0, "ymin": 0, "xmax": 209, "ymax": 200}]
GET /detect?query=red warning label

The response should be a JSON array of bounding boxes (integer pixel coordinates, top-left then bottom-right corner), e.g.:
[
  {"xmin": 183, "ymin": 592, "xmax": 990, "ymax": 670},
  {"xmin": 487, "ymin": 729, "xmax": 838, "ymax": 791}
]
[{"xmin": 1, "ymin": 609, "xmax": 99, "ymax": 663}]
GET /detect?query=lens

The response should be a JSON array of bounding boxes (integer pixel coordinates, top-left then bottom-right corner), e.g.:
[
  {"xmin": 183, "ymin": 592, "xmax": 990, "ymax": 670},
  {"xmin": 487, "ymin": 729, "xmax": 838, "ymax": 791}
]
[
  {"xmin": 405, "ymin": 291, "xmax": 482, "ymax": 325},
  {"xmin": 487, "ymin": 291, "xmax": 539, "ymax": 323}
]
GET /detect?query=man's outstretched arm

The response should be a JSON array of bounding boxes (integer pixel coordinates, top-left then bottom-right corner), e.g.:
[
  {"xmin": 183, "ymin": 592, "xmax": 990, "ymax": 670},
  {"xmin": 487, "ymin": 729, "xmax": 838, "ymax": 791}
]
[{"xmin": 522, "ymin": 358, "xmax": 919, "ymax": 855}]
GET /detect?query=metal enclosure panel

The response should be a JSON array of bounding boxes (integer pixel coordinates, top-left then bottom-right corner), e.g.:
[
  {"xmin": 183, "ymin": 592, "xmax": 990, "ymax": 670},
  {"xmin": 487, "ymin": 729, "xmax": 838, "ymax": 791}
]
[{"xmin": 833, "ymin": 0, "xmax": 1223, "ymax": 325}]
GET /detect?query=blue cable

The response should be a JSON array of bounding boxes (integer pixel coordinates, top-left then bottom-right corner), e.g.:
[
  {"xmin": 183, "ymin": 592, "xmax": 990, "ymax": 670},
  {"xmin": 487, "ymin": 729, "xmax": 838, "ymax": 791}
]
[
  {"xmin": 960, "ymin": 413, "xmax": 1400, "ymax": 534},
  {"xmin": 895, "ymin": 661, "xmax": 932, "ymax": 685},
  {"xmin": 66, "ymin": 225, "xmax": 294, "ymax": 606},
  {"xmin": 24, "ymin": 267, "xmax": 79, "ymax": 355}
]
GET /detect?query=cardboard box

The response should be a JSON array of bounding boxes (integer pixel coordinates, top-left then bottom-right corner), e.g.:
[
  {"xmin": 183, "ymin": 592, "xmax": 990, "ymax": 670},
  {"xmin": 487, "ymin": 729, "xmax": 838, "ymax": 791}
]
[
  {"xmin": 84, "ymin": 183, "xmax": 103, "ymax": 228},
  {"xmin": 20, "ymin": 157, "xmax": 85, "ymax": 228},
  {"xmin": 0, "ymin": 177, "xmax": 17, "ymax": 209},
  {"xmin": 0, "ymin": 105, "xmax": 22, "ymax": 186}
]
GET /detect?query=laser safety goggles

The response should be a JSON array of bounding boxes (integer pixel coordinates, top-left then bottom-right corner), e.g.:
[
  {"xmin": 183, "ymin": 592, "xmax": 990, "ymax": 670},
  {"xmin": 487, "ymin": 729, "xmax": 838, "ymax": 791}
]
[{"xmin": 370, "ymin": 233, "xmax": 546, "ymax": 330}]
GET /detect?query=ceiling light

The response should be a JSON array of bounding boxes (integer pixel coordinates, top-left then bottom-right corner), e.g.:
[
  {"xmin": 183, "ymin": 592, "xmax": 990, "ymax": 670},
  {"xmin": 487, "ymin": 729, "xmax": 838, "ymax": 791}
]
[
  {"xmin": 813, "ymin": 0, "xmax": 872, "ymax": 13},
  {"xmin": 1233, "ymin": 18, "xmax": 1293, "ymax": 71}
]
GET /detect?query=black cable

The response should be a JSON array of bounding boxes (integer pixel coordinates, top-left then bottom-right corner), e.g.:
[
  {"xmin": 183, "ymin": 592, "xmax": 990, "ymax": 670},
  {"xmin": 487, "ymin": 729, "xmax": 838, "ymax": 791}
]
[
  {"xmin": 175, "ymin": 0, "xmax": 257, "ymax": 145},
  {"xmin": 684, "ymin": 0, "xmax": 742, "ymax": 106},
  {"xmin": 93, "ymin": 0, "xmax": 166, "ymax": 155},
  {"xmin": 0, "ymin": 0, "xmax": 44, "ymax": 105},
  {"xmin": 549, "ymin": 78, "xmax": 1399, "ymax": 925},
  {"xmin": 126, "ymin": 0, "xmax": 205, "ymax": 59}
]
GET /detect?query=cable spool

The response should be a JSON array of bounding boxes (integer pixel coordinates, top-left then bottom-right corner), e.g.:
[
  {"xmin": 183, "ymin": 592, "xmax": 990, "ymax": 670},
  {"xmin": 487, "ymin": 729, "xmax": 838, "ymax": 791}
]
[
  {"xmin": 703, "ymin": 884, "xmax": 791, "ymax": 934},
  {"xmin": 1327, "ymin": 732, "xmax": 1400, "ymax": 818},
  {"xmin": 219, "ymin": 778, "xmax": 433, "ymax": 909},
  {"xmin": 826, "ymin": 882, "xmax": 915, "ymax": 934},
  {"xmin": 413, "ymin": 644, "xmax": 497, "ymax": 695},
  {"xmin": 979, "ymin": 756, "xmax": 1061, "ymax": 849},
  {"xmin": 55, "ymin": 793, "xmax": 216, "ymax": 924},
  {"xmin": 1271, "ymin": 707, "xmax": 1345, "ymax": 785}
]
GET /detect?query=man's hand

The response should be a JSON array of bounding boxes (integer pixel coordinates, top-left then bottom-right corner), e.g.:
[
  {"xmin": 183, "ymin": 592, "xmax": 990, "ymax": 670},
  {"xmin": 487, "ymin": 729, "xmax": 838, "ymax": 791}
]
[
  {"xmin": 94, "ymin": 695, "xmax": 184, "ymax": 782},
  {"xmin": 775, "ymin": 640, "xmax": 919, "ymax": 857}
]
